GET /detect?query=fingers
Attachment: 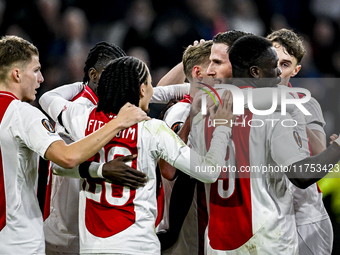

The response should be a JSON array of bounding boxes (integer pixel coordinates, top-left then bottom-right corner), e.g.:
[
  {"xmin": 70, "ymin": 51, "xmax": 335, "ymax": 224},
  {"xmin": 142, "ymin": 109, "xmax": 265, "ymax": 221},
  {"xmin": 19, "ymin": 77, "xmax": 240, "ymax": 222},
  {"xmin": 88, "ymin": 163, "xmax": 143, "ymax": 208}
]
[
  {"xmin": 120, "ymin": 154, "xmax": 137, "ymax": 162},
  {"xmin": 206, "ymin": 94, "xmax": 215, "ymax": 109},
  {"xmin": 208, "ymin": 101, "xmax": 216, "ymax": 117},
  {"xmin": 119, "ymin": 177, "xmax": 148, "ymax": 189},
  {"xmin": 330, "ymin": 134, "xmax": 338, "ymax": 141},
  {"xmin": 193, "ymin": 39, "xmax": 206, "ymax": 46},
  {"xmin": 330, "ymin": 134, "xmax": 339, "ymax": 145},
  {"xmin": 220, "ymin": 90, "xmax": 230, "ymax": 110}
]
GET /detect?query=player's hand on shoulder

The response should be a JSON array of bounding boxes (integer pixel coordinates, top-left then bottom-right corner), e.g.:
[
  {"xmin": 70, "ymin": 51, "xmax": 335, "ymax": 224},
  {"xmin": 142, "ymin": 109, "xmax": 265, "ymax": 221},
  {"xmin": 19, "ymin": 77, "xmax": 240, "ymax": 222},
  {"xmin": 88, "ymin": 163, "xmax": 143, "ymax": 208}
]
[
  {"xmin": 116, "ymin": 103, "xmax": 151, "ymax": 128},
  {"xmin": 102, "ymin": 154, "xmax": 147, "ymax": 189}
]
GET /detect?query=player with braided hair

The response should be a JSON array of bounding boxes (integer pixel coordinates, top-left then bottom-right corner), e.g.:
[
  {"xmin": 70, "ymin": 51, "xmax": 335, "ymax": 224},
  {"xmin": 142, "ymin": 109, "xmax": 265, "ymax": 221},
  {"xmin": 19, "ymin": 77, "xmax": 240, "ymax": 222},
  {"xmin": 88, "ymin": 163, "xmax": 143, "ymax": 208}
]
[
  {"xmin": 42, "ymin": 55, "xmax": 234, "ymax": 254},
  {"xmin": 40, "ymin": 42, "xmax": 147, "ymax": 255},
  {"xmin": 82, "ymin": 41, "xmax": 127, "ymax": 93},
  {"xmin": 96, "ymin": 57, "xmax": 148, "ymax": 114}
]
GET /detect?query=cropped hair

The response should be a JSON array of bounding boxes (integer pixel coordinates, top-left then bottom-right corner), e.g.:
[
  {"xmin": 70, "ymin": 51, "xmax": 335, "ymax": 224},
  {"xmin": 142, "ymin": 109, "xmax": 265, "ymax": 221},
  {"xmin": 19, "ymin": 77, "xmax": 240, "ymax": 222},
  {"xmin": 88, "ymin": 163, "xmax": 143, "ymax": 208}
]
[
  {"xmin": 182, "ymin": 40, "xmax": 212, "ymax": 81},
  {"xmin": 97, "ymin": 56, "xmax": 148, "ymax": 114},
  {"xmin": 83, "ymin": 42, "xmax": 126, "ymax": 84},
  {"xmin": 213, "ymin": 30, "xmax": 253, "ymax": 51},
  {"xmin": 229, "ymin": 35, "xmax": 273, "ymax": 77},
  {"xmin": 0, "ymin": 35, "xmax": 39, "ymax": 82},
  {"xmin": 267, "ymin": 28, "xmax": 306, "ymax": 64}
]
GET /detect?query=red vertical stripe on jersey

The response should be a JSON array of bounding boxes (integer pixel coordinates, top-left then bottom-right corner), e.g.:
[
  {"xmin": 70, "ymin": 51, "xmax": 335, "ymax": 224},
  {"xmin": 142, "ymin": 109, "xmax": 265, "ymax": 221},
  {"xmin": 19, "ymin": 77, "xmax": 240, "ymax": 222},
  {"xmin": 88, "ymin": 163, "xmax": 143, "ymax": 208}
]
[
  {"xmin": 0, "ymin": 148, "xmax": 5, "ymax": 231},
  {"xmin": 155, "ymin": 180, "xmax": 164, "ymax": 227},
  {"xmin": 207, "ymin": 110, "xmax": 253, "ymax": 250},
  {"xmin": 71, "ymin": 85, "xmax": 98, "ymax": 105},
  {"xmin": 196, "ymin": 181, "xmax": 208, "ymax": 255},
  {"xmin": 84, "ymin": 109, "xmax": 138, "ymax": 238},
  {"xmin": 43, "ymin": 162, "xmax": 53, "ymax": 220},
  {"xmin": 0, "ymin": 92, "xmax": 17, "ymax": 231}
]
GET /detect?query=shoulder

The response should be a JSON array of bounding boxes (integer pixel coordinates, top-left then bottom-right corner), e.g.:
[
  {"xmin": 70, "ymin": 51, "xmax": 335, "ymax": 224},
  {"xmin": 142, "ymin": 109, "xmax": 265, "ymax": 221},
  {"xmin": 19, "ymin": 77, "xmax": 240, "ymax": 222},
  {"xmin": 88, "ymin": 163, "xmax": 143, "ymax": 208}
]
[
  {"xmin": 16, "ymin": 101, "xmax": 47, "ymax": 118},
  {"xmin": 141, "ymin": 118, "xmax": 171, "ymax": 134},
  {"xmin": 303, "ymin": 96, "xmax": 322, "ymax": 109}
]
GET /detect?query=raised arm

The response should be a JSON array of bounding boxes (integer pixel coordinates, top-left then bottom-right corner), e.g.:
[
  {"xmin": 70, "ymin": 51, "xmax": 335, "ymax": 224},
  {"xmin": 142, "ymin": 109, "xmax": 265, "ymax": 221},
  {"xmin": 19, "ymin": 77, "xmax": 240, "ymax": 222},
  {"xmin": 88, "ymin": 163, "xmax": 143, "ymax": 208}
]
[
  {"xmin": 156, "ymin": 62, "xmax": 186, "ymax": 87},
  {"xmin": 39, "ymin": 82, "xmax": 84, "ymax": 121},
  {"xmin": 151, "ymin": 84, "xmax": 190, "ymax": 104},
  {"xmin": 159, "ymin": 90, "xmax": 235, "ymax": 183},
  {"xmin": 287, "ymin": 141, "xmax": 340, "ymax": 189}
]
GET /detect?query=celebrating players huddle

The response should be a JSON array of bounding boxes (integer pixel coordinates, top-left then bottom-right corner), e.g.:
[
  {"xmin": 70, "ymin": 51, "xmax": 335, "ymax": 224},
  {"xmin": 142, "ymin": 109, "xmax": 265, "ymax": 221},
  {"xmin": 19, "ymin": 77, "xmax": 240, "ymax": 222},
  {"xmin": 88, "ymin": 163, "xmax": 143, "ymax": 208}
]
[{"xmin": 0, "ymin": 28, "xmax": 338, "ymax": 255}]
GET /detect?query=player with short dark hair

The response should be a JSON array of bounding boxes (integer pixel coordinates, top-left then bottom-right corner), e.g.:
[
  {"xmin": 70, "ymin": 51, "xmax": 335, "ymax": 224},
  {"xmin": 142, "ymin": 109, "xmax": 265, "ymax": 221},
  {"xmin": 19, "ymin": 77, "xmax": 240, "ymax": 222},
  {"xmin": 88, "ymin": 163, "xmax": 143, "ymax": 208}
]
[
  {"xmin": 207, "ymin": 30, "xmax": 252, "ymax": 82},
  {"xmin": 229, "ymin": 35, "xmax": 282, "ymax": 87}
]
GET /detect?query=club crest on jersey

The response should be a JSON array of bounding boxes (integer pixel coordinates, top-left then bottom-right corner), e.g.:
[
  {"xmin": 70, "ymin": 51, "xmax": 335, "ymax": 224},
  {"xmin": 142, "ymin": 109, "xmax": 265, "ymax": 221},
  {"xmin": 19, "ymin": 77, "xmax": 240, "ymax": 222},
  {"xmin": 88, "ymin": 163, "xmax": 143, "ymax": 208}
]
[
  {"xmin": 293, "ymin": 131, "xmax": 302, "ymax": 148},
  {"xmin": 42, "ymin": 119, "xmax": 55, "ymax": 133}
]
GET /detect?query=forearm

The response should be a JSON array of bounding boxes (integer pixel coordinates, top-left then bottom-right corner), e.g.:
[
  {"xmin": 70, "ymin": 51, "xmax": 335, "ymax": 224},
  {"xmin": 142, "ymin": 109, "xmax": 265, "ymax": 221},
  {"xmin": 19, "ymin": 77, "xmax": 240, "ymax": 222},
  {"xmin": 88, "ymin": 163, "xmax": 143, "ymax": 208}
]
[
  {"xmin": 307, "ymin": 127, "xmax": 326, "ymax": 155},
  {"xmin": 151, "ymin": 84, "xmax": 190, "ymax": 104},
  {"xmin": 39, "ymin": 82, "xmax": 84, "ymax": 121},
  {"xmin": 45, "ymin": 118, "xmax": 123, "ymax": 168},
  {"xmin": 52, "ymin": 161, "xmax": 103, "ymax": 179},
  {"xmin": 51, "ymin": 162, "xmax": 81, "ymax": 178},
  {"xmin": 288, "ymin": 143, "xmax": 340, "ymax": 188},
  {"xmin": 174, "ymin": 126, "xmax": 231, "ymax": 183},
  {"xmin": 160, "ymin": 117, "xmax": 190, "ymax": 180}
]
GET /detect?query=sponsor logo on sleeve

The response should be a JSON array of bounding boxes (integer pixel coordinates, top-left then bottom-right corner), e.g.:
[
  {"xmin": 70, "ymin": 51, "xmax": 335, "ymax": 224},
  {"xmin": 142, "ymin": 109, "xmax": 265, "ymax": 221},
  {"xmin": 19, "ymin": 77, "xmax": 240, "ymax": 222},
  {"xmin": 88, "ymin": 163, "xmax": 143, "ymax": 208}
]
[
  {"xmin": 41, "ymin": 119, "xmax": 55, "ymax": 133},
  {"xmin": 293, "ymin": 131, "xmax": 302, "ymax": 148}
]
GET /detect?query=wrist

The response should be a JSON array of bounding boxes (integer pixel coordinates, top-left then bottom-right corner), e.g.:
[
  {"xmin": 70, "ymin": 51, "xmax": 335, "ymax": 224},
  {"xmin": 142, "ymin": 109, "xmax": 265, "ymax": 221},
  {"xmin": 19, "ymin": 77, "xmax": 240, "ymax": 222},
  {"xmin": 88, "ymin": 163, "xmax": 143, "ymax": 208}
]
[
  {"xmin": 79, "ymin": 161, "xmax": 105, "ymax": 179},
  {"xmin": 109, "ymin": 117, "xmax": 125, "ymax": 131},
  {"xmin": 89, "ymin": 162, "xmax": 104, "ymax": 178}
]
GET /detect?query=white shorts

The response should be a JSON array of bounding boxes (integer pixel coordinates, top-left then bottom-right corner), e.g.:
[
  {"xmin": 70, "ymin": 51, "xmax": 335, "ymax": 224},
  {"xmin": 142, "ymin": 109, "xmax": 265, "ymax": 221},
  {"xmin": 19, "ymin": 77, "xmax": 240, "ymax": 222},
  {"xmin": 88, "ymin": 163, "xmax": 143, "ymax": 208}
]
[{"xmin": 297, "ymin": 218, "xmax": 333, "ymax": 255}]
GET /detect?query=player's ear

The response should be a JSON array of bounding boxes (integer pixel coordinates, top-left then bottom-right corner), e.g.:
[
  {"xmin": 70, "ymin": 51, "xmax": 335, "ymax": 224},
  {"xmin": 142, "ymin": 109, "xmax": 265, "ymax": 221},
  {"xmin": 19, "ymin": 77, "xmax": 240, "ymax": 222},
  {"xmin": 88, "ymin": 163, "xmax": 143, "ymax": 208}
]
[
  {"xmin": 140, "ymin": 83, "xmax": 146, "ymax": 97},
  {"xmin": 12, "ymin": 69, "xmax": 21, "ymax": 83},
  {"xmin": 192, "ymin": 65, "xmax": 202, "ymax": 80},
  {"xmin": 89, "ymin": 67, "xmax": 99, "ymax": 82},
  {"xmin": 290, "ymin": 64, "xmax": 301, "ymax": 77},
  {"xmin": 250, "ymin": 66, "xmax": 260, "ymax": 78}
]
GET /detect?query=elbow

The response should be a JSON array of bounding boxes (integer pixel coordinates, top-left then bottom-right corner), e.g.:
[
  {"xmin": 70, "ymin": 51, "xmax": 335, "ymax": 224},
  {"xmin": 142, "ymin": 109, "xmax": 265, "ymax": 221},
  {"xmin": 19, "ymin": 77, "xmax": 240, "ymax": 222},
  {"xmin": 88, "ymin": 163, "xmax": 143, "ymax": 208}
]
[
  {"xmin": 205, "ymin": 176, "xmax": 218, "ymax": 183},
  {"xmin": 58, "ymin": 154, "xmax": 79, "ymax": 169},
  {"xmin": 162, "ymin": 170, "xmax": 177, "ymax": 181},
  {"xmin": 159, "ymin": 159, "xmax": 177, "ymax": 180}
]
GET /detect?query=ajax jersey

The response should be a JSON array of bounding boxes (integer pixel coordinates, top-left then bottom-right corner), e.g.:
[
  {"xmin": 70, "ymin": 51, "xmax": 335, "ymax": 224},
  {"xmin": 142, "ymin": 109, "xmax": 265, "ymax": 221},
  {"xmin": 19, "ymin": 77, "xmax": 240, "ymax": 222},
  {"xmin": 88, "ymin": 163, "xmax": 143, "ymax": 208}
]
[
  {"xmin": 0, "ymin": 92, "xmax": 61, "ymax": 254},
  {"xmin": 189, "ymin": 108, "xmax": 307, "ymax": 255}
]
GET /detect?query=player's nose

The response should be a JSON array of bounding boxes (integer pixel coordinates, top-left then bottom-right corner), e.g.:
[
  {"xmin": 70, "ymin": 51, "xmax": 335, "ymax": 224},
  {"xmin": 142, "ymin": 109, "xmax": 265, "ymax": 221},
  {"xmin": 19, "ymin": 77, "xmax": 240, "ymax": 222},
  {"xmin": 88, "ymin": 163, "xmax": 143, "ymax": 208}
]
[{"xmin": 277, "ymin": 67, "xmax": 282, "ymax": 76}]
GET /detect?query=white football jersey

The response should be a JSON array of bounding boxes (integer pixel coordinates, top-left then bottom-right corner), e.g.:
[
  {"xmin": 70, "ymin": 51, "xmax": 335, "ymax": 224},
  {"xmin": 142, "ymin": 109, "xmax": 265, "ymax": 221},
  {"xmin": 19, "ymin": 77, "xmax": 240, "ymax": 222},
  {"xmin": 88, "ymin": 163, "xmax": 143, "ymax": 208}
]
[
  {"xmin": 160, "ymin": 102, "xmax": 208, "ymax": 255},
  {"xmin": 43, "ymin": 83, "xmax": 97, "ymax": 253},
  {"xmin": 57, "ymin": 99, "xmax": 229, "ymax": 254},
  {"xmin": 290, "ymin": 95, "xmax": 329, "ymax": 226},
  {"xmin": 189, "ymin": 108, "xmax": 307, "ymax": 254},
  {"xmin": 0, "ymin": 92, "xmax": 62, "ymax": 254}
]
